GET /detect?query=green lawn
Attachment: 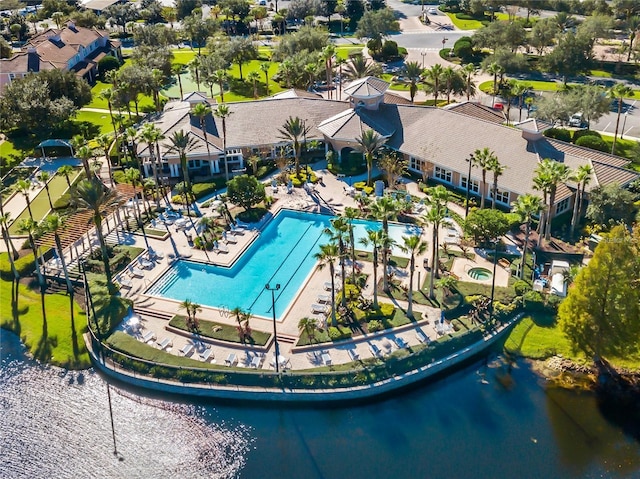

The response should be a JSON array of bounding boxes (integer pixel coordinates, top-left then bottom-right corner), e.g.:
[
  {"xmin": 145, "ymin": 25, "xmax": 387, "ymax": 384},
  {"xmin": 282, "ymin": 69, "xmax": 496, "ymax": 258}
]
[
  {"xmin": 75, "ymin": 110, "xmax": 117, "ymax": 135},
  {"xmin": 0, "ymin": 269, "xmax": 90, "ymax": 369},
  {"xmin": 0, "ymin": 139, "xmax": 23, "ymax": 160},
  {"xmin": 8, "ymin": 168, "xmax": 80, "ymax": 235},
  {"xmin": 445, "ymin": 12, "xmax": 485, "ymax": 30},
  {"xmin": 169, "ymin": 314, "xmax": 271, "ymax": 346},
  {"xmin": 504, "ymin": 313, "xmax": 640, "ymax": 371}
]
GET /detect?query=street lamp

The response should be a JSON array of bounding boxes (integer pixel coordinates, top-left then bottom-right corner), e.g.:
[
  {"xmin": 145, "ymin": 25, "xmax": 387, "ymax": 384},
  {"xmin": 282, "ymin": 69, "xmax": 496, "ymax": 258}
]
[
  {"xmin": 265, "ymin": 283, "xmax": 281, "ymax": 373},
  {"xmin": 464, "ymin": 153, "xmax": 474, "ymax": 218},
  {"xmin": 621, "ymin": 112, "xmax": 628, "ymax": 139},
  {"xmin": 421, "ymin": 50, "xmax": 427, "ymax": 68}
]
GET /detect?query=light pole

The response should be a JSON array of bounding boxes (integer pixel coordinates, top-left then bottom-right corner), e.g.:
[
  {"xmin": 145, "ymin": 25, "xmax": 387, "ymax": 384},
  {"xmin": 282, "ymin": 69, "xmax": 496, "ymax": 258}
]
[
  {"xmin": 442, "ymin": 37, "xmax": 448, "ymax": 50},
  {"xmin": 621, "ymin": 112, "xmax": 628, "ymax": 139},
  {"xmin": 464, "ymin": 153, "xmax": 474, "ymax": 218},
  {"xmin": 265, "ymin": 283, "xmax": 281, "ymax": 373},
  {"xmin": 421, "ymin": 50, "xmax": 427, "ymax": 68}
]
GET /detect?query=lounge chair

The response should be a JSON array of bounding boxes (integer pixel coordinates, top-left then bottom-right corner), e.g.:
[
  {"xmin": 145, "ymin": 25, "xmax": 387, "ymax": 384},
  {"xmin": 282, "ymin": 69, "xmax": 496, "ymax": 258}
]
[
  {"xmin": 156, "ymin": 337, "xmax": 172, "ymax": 350},
  {"xmin": 139, "ymin": 258, "xmax": 154, "ymax": 269},
  {"xmin": 149, "ymin": 248, "xmax": 164, "ymax": 260},
  {"xmin": 347, "ymin": 349, "xmax": 360, "ymax": 361},
  {"xmin": 141, "ymin": 330, "xmax": 156, "ymax": 343},
  {"xmin": 217, "ymin": 244, "xmax": 229, "ymax": 254},
  {"xmin": 117, "ymin": 276, "xmax": 133, "ymax": 289},
  {"xmin": 394, "ymin": 337, "xmax": 408, "ymax": 349},
  {"xmin": 179, "ymin": 343, "xmax": 194, "ymax": 357},
  {"xmin": 311, "ymin": 303, "xmax": 329, "ymax": 315},
  {"xmin": 416, "ymin": 331, "xmax": 428, "ymax": 344},
  {"xmin": 317, "ymin": 294, "xmax": 331, "ymax": 304},
  {"xmin": 199, "ymin": 348, "xmax": 214, "ymax": 361},
  {"xmin": 323, "ymin": 282, "xmax": 340, "ymax": 292},
  {"xmin": 369, "ymin": 344, "xmax": 382, "ymax": 357},
  {"xmin": 129, "ymin": 266, "xmax": 145, "ymax": 278},
  {"xmin": 225, "ymin": 235, "xmax": 238, "ymax": 244}
]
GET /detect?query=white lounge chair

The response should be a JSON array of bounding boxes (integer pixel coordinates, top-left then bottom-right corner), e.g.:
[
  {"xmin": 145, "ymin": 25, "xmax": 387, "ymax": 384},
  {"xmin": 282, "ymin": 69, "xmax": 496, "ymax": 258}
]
[
  {"xmin": 225, "ymin": 235, "xmax": 238, "ymax": 244},
  {"xmin": 139, "ymin": 258, "xmax": 154, "ymax": 269},
  {"xmin": 317, "ymin": 294, "xmax": 331, "ymax": 304},
  {"xmin": 217, "ymin": 244, "xmax": 229, "ymax": 254},
  {"xmin": 179, "ymin": 343, "xmax": 194, "ymax": 357},
  {"xmin": 311, "ymin": 303, "xmax": 329, "ymax": 315},
  {"xmin": 225, "ymin": 352, "xmax": 237, "ymax": 366},
  {"xmin": 141, "ymin": 330, "xmax": 156, "ymax": 343},
  {"xmin": 416, "ymin": 331, "xmax": 428, "ymax": 344},
  {"xmin": 129, "ymin": 266, "xmax": 145, "ymax": 278},
  {"xmin": 149, "ymin": 248, "xmax": 164, "ymax": 260},
  {"xmin": 156, "ymin": 337, "xmax": 172, "ymax": 350},
  {"xmin": 117, "ymin": 276, "xmax": 133, "ymax": 289},
  {"xmin": 369, "ymin": 344, "xmax": 382, "ymax": 357},
  {"xmin": 347, "ymin": 349, "xmax": 360, "ymax": 361},
  {"xmin": 199, "ymin": 348, "xmax": 214, "ymax": 361}
]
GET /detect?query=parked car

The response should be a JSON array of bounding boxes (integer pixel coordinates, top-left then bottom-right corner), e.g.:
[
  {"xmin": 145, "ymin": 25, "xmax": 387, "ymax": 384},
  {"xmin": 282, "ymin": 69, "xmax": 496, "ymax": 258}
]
[
  {"xmin": 492, "ymin": 102, "xmax": 504, "ymax": 111},
  {"xmin": 568, "ymin": 113, "xmax": 586, "ymax": 128},
  {"xmin": 428, "ymin": 7, "xmax": 438, "ymax": 15}
]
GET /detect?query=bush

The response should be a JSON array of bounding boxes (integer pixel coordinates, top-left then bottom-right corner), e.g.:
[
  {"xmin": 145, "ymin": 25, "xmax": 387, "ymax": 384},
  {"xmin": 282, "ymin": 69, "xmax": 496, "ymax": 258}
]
[
  {"xmin": 54, "ymin": 192, "xmax": 72, "ymax": 209},
  {"xmin": 289, "ymin": 167, "xmax": 317, "ymax": 187},
  {"xmin": 328, "ymin": 326, "xmax": 351, "ymax": 341},
  {"xmin": 513, "ymin": 279, "xmax": 531, "ymax": 296},
  {"xmin": 572, "ymin": 129, "xmax": 601, "ymax": 143},
  {"xmin": 453, "ymin": 36, "xmax": 474, "ymax": 61},
  {"xmin": 0, "ymin": 253, "xmax": 35, "ymax": 280},
  {"xmin": 98, "ymin": 55, "xmax": 120, "ymax": 78},
  {"xmin": 546, "ymin": 294, "xmax": 564, "ymax": 311},
  {"xmin": 368, "ymin": 319, "xmax": 383, "ymax": 332},
  {"xmin": 380, "ymin": 40, "xmax": 399, "ymax": 59},
  {"xmin": 543, "ymin": 128, "xmax": 572, "ymax": 142},
  {"xmin": 575, "ymin": 135, "xmax": 609, "ymax": 152},
  {"xmin": 523, "ymin": 290, "xmax": 545, "ymax": 311}
]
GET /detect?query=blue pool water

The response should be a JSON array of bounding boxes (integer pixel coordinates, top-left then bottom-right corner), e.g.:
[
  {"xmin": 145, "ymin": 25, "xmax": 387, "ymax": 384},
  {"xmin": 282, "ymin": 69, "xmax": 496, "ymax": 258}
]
[{"xmin": 147, "ymin": 209, "xmax": 421, "ymax": 319}]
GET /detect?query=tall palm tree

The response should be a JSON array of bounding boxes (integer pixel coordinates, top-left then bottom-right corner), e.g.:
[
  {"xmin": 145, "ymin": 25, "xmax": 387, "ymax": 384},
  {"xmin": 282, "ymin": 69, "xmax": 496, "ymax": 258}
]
[
  {"xmin": 322, "ymin": 44, "xmax": 336, "ymax": 100},
  {"xmin": 359, "ymin": 228, "xmax": 385, "ymax": 308},
  {"xmin": 43, "ymin": 213, "xmax": 73, "ymax": 293},
  {"xmin": 327, "ymin": 217, "xmax": 349, "ymax": 306},
  {"xmin": 171, "ymin": 63, "xmax": 185, "ymax": 98},
  {"xmin": 260, "ymin": 62, "xmax": 271, "ymax": 95},
  {"xmin": 511, "ymin": 194, "xmax": 544, "ymax": 279},
  {"xmin": 99, "ymin": 87, "xmax": 120, "ymax": 142},
  {"xmin": 441, "ymin": 66, "xmax": 457, "ymax": 105},
  {"xmin": 138, "ymin": 123, "xmax": 165, "ymax": 207},
  {"xmin": 191, "ymin": 102, "xmax": 213, "ymax": 174},
  {"xmin": 314, "ymin": 242, "xmax": 340, "ymax": 326},
  {"xmin": 16, "ymin": 179, "xmax": 34, "ymax": 220},
  {"xmin": 189, "ymin": 55, "xmax": 203, "ymax": 91},
  {"xmin": 166, "ymin": 130, "xmax": 197, "ymax": 215},
  {"xmin": 532, "ymin": 172, "xmax": 551, "ymax": 242},
  {"xmin": 423, "ymin": 185, "xmax": 450, "ymax": 299},
  {"xmin": 404, "ymin": 61, "xmax": 424, "ymax": 103},
  {"xmin": 95, "ymin": 133, "xmax": 115, "ymax": 184},
  {"xmin": 369, "ymin": 196, "xmax": 398, "ymax": 238},
  {"xmin": 534, "ymin": 158, "xmax": 571, "ymax": 242},
  {"xmin": 214, "ymin": 104, "xmax": 233, "ymax": 181},
  {"xmin": 57, "ymin": 165, "xmax": 74, "ymax": 189},
  {"xmin": 73, "ymin": 179, "xmax": 118, "ymax": 293},
  {"xmin": 38, "ymin": 171, "xmax": 54, "ymax": 211},
  {"xmin": 212, "ymin": 69, "xmax": 229, "ymax": 102},
  {"xmin": 17, "ymin": 218, "xmax": 45, "ymax": 286},
  {"xmin": 354, "ymin": 129, "xmax": 387, "ymax": 187},
  {"xmin": 461, "ymin": 63, "xmax": 477, "ymax": 101},
  {"xmin": 569, "ymin": 164, "xmax": 592, "ymax": 238},
  {"xmin": 76, "ymin": 145, "xmax": 94, "ymax": 179},
  {"xmin": 0, "ymin": 213, "xmax": 19, "ymax": 280},
  {"xmin": 336, "ymin": 57, "xmax": 346, "ymax": 101},
  {"xmin": 278, "ymin": 116, "xmax": 310, "ymax": 179},
  {"xmin": 298, "ymin": 317, "xmax": 319, "ymax": 343},
  {"xmin": 343, "ymin": 55, "xmax": 380, "ymax": 80},
  {"xmin": 424, "ymin": 63, "xmax": 444, "ymax": 106},
  {"xmin": 343, "ymin": 207, "xmax": 359, "ymax": 282},
  {"xmin": 246, "ymin": 70, "xmax": 260, "ymax": 99},
  {"xmin": 400, "ymin": 235, "xmax": 428, "ymax": 318},
  {"xmin": 511, "ymin": 82, "xmax": 529, "ymax": 123},
  {"xmin": 485, "ymin": 62, "xmax": 504, "ymax": 107},
  {"xmin": 124, "ymin": 168, "xmax": 150, "ymax": 249},
  {"xmin": 626, "ymin": 16, "xmax": 640, "ymax": 61},
  {"xmin": 470, "ymin": 147, "xmax": 496, "ymax": 209},
  {"xmin": 487, "ymin": 156, "xmax": 506, "ymax": 209},
  {"xmin": 608, "ymin": 82, "xmax": 634, "ymax": 155}
]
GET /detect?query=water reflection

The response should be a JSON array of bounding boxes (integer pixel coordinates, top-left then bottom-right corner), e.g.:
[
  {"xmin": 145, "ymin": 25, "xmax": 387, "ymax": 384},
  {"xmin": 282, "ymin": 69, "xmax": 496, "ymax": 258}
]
[{"xmin": 1, "ymin": 332, "xmax": 639, "ymax": 479}]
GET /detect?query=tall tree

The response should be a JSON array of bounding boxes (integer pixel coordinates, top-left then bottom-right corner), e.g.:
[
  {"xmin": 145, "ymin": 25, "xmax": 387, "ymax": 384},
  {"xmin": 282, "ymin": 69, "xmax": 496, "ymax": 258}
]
[
  {"xmin": 569, "ymin": 164, "xmax": 593, "ymax": 238},
  {"xmin": 535, "ymin": 158, "xmax": 571, "ymax": 242},
  {"xmin": 314, "ymin": 242, "xmax": 340, "ymax": 326},
  {"xmin": 461, "ymin": 63, "xmax": 477, "ymax": 101},
  {"xmin": 487, "ymin": 155, "xmax": 506, "ymax": 209},
  {"xmin": 191, "ymin": 102, "xmax": 213, "ymax": 174},
  {"xmin": 558, "ymin": 225, "xmax": 640, "ymax": 362},
  {"xmin": 43, "ymin": 213, "xmax": 73, "ymax": 293},
  {"xmin": 608, "ymin": 82, "xmax": 634, "ymax": 155},
  {"xmin": 138, "ymin": 123, "xmax": 165, "ymax": 207},
  {"xmin": 484, "ymin": 62, "xmax": 504, "ymax": 107},
  {"xmin": 17, "ymin": 217, "xmax": 45, "ymax": 287},
  {"xmin": 369, "ymin": 196, "xmax": 399, "ymax": 292},
  {"xmin": 260, "ymin": 62, "xmax": 271, "ymax": 95},
  {"xmin": 342, "ymin": 207, "xmax": 359, "ymax": 282},
  {"xmin": 16, "ymin": 179, "xmax": 34, "ymax": 220},
  {"xmin": 470, "ymin": 147, "xmax": 496, "ymax": 210},
  {"xmin": 511, "ymin": 194, "xmax": 544, "ymax": 280},
  {"xmin": 354, "ymin": 129, "xmax": 387, "ymax": 187},
  {"xmin": 166, "ymin": 130, "xmax": 197, "ymax": 215},
  {"xmin": 326, "ymin": 217, "xmax": 349, "ymax": 307},
  {"xmin": 124, "ymin": 168, "xmax": 150, "ymax": 249},
  {"xmin": 0, "ymin": 213, "xmax": 19, "ymax": 280},
  {"xmin": 359, "ymin": 228, "xmax": 385, "ymax": 309},
  {"xmin": 246, "ymin": 70, "xmax": 260, "ymax": 99},
  {"xmin": 214, "ymin": 104, "xmax": 233, "ymax": 181},
  {"xmin": 57, "ymin": 165, "xmax": 74, "ymax": 189},
  {"xmin": 424, "ymin": 63, "xmax": 444, "ymax": 106},
  {"xmin": 423, "ymin": 185, "xmax": 450, "ymax": 299},
  {"xmin": 404, "ymin": 61, "xmax": 423, "ymax": 103},
  {"xmin": 400, "ymin": 235, "xmax": 428, "ymax": 318},
  {"xmin": 278, "ymin": 116, "xmax": 310, "ymax": 180}
]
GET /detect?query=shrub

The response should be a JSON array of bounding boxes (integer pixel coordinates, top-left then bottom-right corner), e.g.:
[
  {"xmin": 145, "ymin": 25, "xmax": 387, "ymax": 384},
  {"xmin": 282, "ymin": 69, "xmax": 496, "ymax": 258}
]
[
  {"xmin": 575, "ymin": 135, "xmax": 608, "ymax": 152},
  {"xmin": 523, "ymin": 290, "xmax": 545, "ymax": 311},
  {"xmin": 513, "ymin": 279, "xmax": 531, "ymax": 296},
  {"xmin": 328, "ymin": 326, "xmax": 351, "ymax": 341},
  {"xmin": 0, "ymin": 253, "xmax": 35, "ymax": 280},
  {"xmin": 546, "ymin": 294, "xmax": 564, "ymax": 311},
  {"xmin": 368, "ymin": 319, "xmax": 383, "ymax": 332},
  {"xmin": 289, "ymin": 167, "xmax": 317, "ymax": 187},
  {"xmin": 572, "ymin": 129, "xmax": 601, "ymax": 143},
  {"xmin": 453, "ymin": 36, "xmax": 474, "ymax": 60},
  {"xmin": 543, "ymin": 128, "xmax": 572, "ymax": 142},
  {"xmin": 98, "ymin": 55, "xmax": 120, "ymax": 78},
  {"xmin": 54, "ymin": 192, "xmax": 72, "ymax": 209},
  {"xmin": 380, "ymin": 40, "xmax": 399, "ymax": 59}
]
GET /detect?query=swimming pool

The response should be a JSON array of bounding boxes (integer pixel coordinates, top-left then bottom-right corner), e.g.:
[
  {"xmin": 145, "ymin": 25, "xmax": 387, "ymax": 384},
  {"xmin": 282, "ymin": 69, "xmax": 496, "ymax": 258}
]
[{"xmin": 146, "ymin": 210, "xmax": 421, "ymax": 319}]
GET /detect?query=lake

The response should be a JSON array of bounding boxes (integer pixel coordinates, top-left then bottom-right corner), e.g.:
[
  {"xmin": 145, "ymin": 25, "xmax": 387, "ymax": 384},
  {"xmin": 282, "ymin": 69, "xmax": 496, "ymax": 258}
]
[{"xmin": 1, "ymin": 332, "xmax": 639, "ymax": 479}]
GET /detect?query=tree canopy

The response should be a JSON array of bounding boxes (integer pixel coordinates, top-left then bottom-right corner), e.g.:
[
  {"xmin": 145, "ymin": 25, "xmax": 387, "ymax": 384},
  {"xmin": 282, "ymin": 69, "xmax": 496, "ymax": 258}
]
[
  {"xmin": 226, "ymin": 174, "xmax": 266, "ymax": 211},
  {"xmin": 586, "ymin": 183, "xmax": 639, "ymax": 228},
  {"xmin": 558, "ymin": 224, "xmax": 640, "ymax": 360},
  {"xmin": 463, "ymin": 208, "xmax": 518, "ymax": 245},
  {"xmin": 355, "ymin": 7, "xmax": 399, "ymax": 41}
]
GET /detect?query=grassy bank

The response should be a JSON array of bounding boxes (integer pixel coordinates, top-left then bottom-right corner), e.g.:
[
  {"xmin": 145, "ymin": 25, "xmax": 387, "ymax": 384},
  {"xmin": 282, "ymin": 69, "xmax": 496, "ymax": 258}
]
[
  {"xmin": 0, "ymin": 274, "xmax": 90, "ymax": 369},
  {"xmin": 504, "ymin": 313, "xmax": 640, "ymax": 371}
]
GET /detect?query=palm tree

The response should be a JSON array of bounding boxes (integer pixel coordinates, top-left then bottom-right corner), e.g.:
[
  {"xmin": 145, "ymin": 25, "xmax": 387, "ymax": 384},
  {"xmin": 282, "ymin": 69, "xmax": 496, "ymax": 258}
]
[
  {"xmin": 138, "ymin": 123, "xmax": 165, "ymax": 207},
  {"xmin": 16, "ymin": 179, "xmax": 34, "ymax": 220},
  {"xmin": 314, "ymin": 242, "xmax": 340, "ymax": 326},
  {"xmin": 246, "ymin": 70, "xmax": 260, "ymax": 99},
  {"xmin": 511, "ymin": 194, "xmax": 544, "ymax": 279},
  {"xmin": 278, "ymin": 116, "xmax": 310, "ymax": 179},
  {"xmin": 424, "ymin": 63, "xmax": 444, "ymax": 106},
  {"xmin": 166, "ymin": 131, "xmax": 197, "ymax": 215},
  {"xmin": 198, "ymin": 216, "xmax": 215, "ymax": 242},
  {"xmin": 532, "ymin": 171, "xmax": 551, "ymax": 242},
  {"xmin": 326, "ymin": 217, "xmax": 349, "ymax": 306},
  {"xmin": 0, "ymin": 213, "xmax": 19, "ymax": 280},
  {"xmin": 404, "ymin": 61, "xmax": 424, "ymax": 103},
  {"xmin": 534, "ymin": 158, "xmax": 571, "ymax": 242},
  {"xmin": 214, "ymin": 104, "xmax": 233, "ymax": 181},
  {"xmin": 511, "ymin": 82, "xmax": 529, "ymax": 123},
  {"xmin": 354, "ymin": 129, "xmax": 387, "ymax": 187},
  {"xmin": 485, "ymin": 62, "xmax": 504, "ymax": 107},
  {"xmin": 461, "ymin": 63, "xmax": 477, "ymax": 101},
  {"xmin": 191, "ymin": 102, "xmax": 213, "ymax": 175},
  {"xmin": 189, "ymin": 55, "xmax": 203, "ymax": 91},
  {"xmin": 608, "ymin": 82, "xmax": 634, "ymax": 155},
  {"xmin": 38, "ymin": 171, "xmax": 54, "ymax": 211},
  {"xmin": 336, "ymin": 57, "xmax": 346, "ymax": 100},
  {"xmin": 57, "ymin": 165, "xmax": 74, "ymax": 189},
  {"xmin": 17, "ymin": 218, "xmax": 45, "ymax": 286},
  {"xmin": 470, "ymin": 147, "xmax": 496, "ymax": 209},
  {"xmin": 212, "ymin": 69, "xmax": 229, "ymax": 102},
  {"xmin": 441, "ymin": 66, "xmax": 457, "ymax": 105},
  {"xmin": 343, "ymin": 207, "xmax": 359, "ymax": 282},
  {"xmin": 260, "ymin": 62, "xmax": 271, "ymax": 95},
  {"xmin": 73, "ymin": 179, "xmax": 118, "ymax": 293},
  {"xmin": 400, "ymin": 235, "xmax": 428, "ymax": 318},
  {"xmin": 487, "ymin": 156, "xmax": 506, "ymax": 209},
  {"xmin": 76, "ymin": 145, "xmax": 94, "ymax": 179},
  {"xmin": 124, "ymin": 168, "xmax": 150, "ymax": 249},
  {"xmin": 322, "ymin": 45, "xmax": 336, "ymax": 100},
  {"xmin": 179, "ymin": 299, "xmax": 194, "ymax": 329},
  {"xmin": 171, "ymin": 63, "xmax": 185, "ymax": 98},
  {"xmin": 343, "ymin": 55, "xmax": 379, "ymax": 80},
  {"xmin": 626, "ymin": 16, "xmax": 640, "ymax": 61},
  {"xmin": 43, "ymin": 213, "xmax": 73, "ymax": 293},
  {"xmin": 569, "ymin": 164, "xmax": 592, "ymax": 238},
  {"xmin": 423, "ymin": 185, "xmax": 450, "ymax": 299},
  {"xmin": 298, "ymin": 317, "xmax": 319, "ymax": 343},
  {"xmin": 359, "ymin": 228, "xmax": 385, "ymax": 308}
]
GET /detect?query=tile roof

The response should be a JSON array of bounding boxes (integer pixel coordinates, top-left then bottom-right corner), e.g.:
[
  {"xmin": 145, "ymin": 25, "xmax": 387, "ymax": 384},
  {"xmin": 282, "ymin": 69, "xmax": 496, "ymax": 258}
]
[
  {"xmin": 444, "ymin": 101, "xmax": 506, "ymax": 124},
  {"xmin": 343, "ymin": 76, "xmax": 389, "ymax": 98},
  {"xmin": 514, "ymin": 118, "xmax": 553, "ymax": 133},
  {"xmin": 383, "ymin": 92, "xmax": 413, "ymax": 105},
  {"xmin": 269, "ymin": 88, "xmax": 323, "ymax": 100}
]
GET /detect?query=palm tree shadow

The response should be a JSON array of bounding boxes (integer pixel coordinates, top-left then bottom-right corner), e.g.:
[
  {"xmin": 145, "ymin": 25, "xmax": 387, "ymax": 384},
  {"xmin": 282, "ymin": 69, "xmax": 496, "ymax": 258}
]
[
  {"xmin": 69, "ymin": 293, "xmax": 80, "ymax": 359},
  {"xmin": 34, "ymin": 292, "xmax": 56, "ymax": 363},
  {"xmin": 10, "ymin": 279, "xmax": 21, "ymax": 335}
]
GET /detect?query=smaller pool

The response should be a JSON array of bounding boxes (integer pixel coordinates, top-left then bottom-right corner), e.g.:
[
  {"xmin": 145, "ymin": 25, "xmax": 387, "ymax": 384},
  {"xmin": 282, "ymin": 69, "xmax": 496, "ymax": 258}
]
[{"xmin": 467, "ymin": 267, "xmax": 493, "ymax": 281}]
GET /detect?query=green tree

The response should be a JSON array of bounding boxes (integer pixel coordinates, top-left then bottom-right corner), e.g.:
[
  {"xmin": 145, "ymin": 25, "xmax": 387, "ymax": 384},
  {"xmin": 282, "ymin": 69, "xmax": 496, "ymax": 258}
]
[
  {"xmin": 461, "ymin": 63, "xmax": 477, "ymax": 101},
  {"xmin": 423, "ymin": 185, "xmax": 449, "ymax": 299},
  {"xmin": 608, "ymin": 82, "xmax": 634, "ymax": 155},
  {"xmin": 57, "ymin": 165, "xmax": 75, "ymax": 188},
  {"xmin": 359, "ymin": 228, "xmax": 385, "ymax": 309},
  {"xmin": 298, "ymin": 317, "xmax": 319, "ymax": 343},
  {"xmin": 511, "ymin": 194, "xmax": 544, "ymax": 280},
  {"xmin": 355, "ymin": 7, "xmax": 399, "ymax": 43},
  {"xmin": 214, "ymin": 104, "xmax": 233, "ymax": 181},
  {"xmin": 38, "ymin": 171, "xmax": 54, "ymax": 211},
  {"xmin": 260, "ymin": 62, "xmax": 271, "ymax": 95},
  {"xmin": 314, "ymin": 242, "xmax": 340, "ymax": 326},
  {"xmin": 246, "ymin": 70, "xmax": 260, "ymax": 99},
  {"xmin": 400, "ymin": 235, "xmax": 428, "ymax": 317},
  {"xmin": 586, "ymin": 183, "xmax": 639, "ymax": 228},
  {"xmin": 17, "ymin": 217, "xmax": 45, "ymax": 287},
  {"xmin": 166, "ymin": 130, "xmax": 197, "ymax": 215},
  {"xmin": 569, "ymin": 164, "xmax": 593, "ymax": 238},
  {"xmin": 424, "ymin": 63, "xmax": 444, "ymax": 106},
  {"xmin": 354, "ymin": 129, "xmax": 387, "ymax": 187},
  {"xmin": 278, "ymin": 116, "xmax": 310, "ymax": 179},
  {"xmin": 535, "ymin": 158, "xmax": 570, "ymax": 242},
  {"xmin": 16, "ymin": 179, "xmax": 34, "ymax": 220},
  {"xmin": 463, "ymin": 208, "xmax": 513, "ymax": 246},
  {"xmin": 487, "ymin": 155, "xmax": 505, "ymax": 209},
  {"xmin": 343, "ymin": 55, "xmax": 381, "ymax": 80},
  {"xmin": 403, "ymin": 61, "xmax": 423, "ymax": 103},
  {"xmin": 226, "ymin": 175, "xmax": 266, "ymax": 211},
  {"xmin": 529, "ymin": 17, "xmax": 559, "ymax": 56},
  {"xmin": 558, "ymin": 225, "xmax": 640, "ymax": 361},
  {"xmin": 191, "ymin": 102, "xmax": 213, "ymax": 173},
  {"xmin": 470, "ymin": 147, "xmax": 496, "ymax": 210},
  {"xmin": 43, "ymin": 213, "xmax": 73, "ymax": 293},
  {"xmin": 0, "ymin": 213, "xmax": 19, "ymax": 280}
]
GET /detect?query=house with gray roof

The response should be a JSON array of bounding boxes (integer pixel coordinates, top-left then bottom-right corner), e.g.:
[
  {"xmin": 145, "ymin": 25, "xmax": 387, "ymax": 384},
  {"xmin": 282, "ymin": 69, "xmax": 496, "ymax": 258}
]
[{"xmin": 139, "ymin": 77, "xmax": 638, "ymax": 220}]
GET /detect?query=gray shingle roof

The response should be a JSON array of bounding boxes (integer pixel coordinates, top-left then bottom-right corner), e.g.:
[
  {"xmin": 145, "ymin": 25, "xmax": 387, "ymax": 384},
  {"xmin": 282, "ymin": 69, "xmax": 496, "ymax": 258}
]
[{"xmin": 343, "ymin": 76, "xmax": 389, "ymax": 98}]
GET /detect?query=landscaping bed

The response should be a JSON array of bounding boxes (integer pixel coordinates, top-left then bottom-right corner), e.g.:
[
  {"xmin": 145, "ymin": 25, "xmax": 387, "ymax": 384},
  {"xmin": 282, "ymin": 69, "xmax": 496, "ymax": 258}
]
[{"xmin": 168, "ymin": 315, "xmax": 271, "ymax": 346}]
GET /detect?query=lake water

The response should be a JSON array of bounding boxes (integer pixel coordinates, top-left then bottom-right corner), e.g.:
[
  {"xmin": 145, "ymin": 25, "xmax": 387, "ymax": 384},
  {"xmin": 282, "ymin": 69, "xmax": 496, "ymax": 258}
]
[{"xmin": 1, "ymin": 332, "xmax": 639, "ymax": 479}]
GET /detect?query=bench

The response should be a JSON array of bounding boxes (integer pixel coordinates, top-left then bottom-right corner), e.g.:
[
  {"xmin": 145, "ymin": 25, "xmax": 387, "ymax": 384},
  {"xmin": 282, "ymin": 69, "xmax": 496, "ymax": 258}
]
[{"xmin": 498, "ymin": 258, "xmax": 511, "ymax": 269}]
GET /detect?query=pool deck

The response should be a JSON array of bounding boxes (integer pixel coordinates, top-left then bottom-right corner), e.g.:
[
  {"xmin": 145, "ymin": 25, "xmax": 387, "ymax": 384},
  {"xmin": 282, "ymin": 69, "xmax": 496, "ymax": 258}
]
[{"xmin": 96, "ymin": 162, "xmax": 515, "ymax": 371}]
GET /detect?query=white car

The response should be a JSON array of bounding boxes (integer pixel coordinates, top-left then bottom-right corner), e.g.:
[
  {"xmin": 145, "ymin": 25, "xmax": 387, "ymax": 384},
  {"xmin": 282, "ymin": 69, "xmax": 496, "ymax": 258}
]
[{"xmin": 428, "ymin": 7, "xmax": 438, "ymax": 15}]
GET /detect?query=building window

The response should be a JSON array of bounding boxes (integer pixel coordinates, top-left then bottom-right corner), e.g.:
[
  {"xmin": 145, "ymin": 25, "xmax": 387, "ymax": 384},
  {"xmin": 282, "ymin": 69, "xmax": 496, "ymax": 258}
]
[
  {"xmin": 490, "ymin": 188, "xmax": 510, "ymax": 204},
  {"xmin": 434, "ymin": 166, "xmax": 452, "ymax": 183},
  {"xmin": 555, "ymin": 197, "xmax": 570, "ymax": 214},
  {"xmin": 187, "ymin": 160, "xmax": 201, "ymax": 168},
  {"xmin": 460, "ymin": 176, "xmax": 480, "ymax": 194}
]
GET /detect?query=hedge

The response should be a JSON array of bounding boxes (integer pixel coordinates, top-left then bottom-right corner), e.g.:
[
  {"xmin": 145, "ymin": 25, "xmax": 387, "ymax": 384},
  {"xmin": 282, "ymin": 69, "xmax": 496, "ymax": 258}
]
[
  {"xmin": 575, "ymin": 135, "xmax": 609, "ymax": 152},
  {"xmin": 543, "ymin": 128, "xmax": 572, "ymax": 142}
]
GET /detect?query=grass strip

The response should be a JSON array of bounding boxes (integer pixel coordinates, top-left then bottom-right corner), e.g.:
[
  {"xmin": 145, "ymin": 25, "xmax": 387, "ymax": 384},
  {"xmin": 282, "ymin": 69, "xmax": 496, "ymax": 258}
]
[{"xmin": 169, "ymin": 314, "xmax": 271, "ymax": 346}]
